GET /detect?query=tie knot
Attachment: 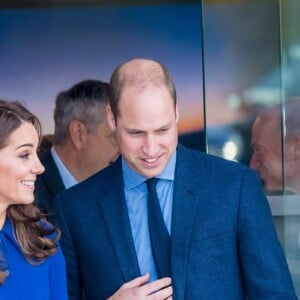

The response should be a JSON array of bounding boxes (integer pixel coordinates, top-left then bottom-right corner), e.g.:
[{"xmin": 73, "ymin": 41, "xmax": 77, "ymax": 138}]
[{"xmin": 146, "ymin": 178, "xmax": 159, "ymax": 191}]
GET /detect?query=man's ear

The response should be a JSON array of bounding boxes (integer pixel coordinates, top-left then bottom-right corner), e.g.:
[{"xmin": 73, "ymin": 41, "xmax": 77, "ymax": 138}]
[
  {"xmin": 69, "ymin": 120, "xmax": 86, "ymax": 151},
  {"xmin": 293, "ymin": 136, "xmax": 300, "ymax": 160},
  {"xmin": 106, "ymin": 105, "xmax": 117, "ymax": 131},
  {"xmin": 175, "ymin": 102, "xmax": 180, "ymax": 123},
  {"xmin": 285, "ymin": 135, "xmax": 300, "ymax": 160}
]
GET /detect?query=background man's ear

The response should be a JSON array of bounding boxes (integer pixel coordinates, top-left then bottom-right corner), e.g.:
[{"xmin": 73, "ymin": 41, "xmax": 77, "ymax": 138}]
[
  {"xmin": 106, "ymin": 105, "xmax": 117, "ymax": 130},
  {"xmin": 69, "ymin": 120, "xmax": 87, "ymax": 151}
]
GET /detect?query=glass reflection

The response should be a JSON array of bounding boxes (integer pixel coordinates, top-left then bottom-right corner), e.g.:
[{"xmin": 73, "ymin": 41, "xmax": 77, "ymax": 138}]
[{"xmin": 203, "ymin": 0, "xmax": 300, "ymax": 295}]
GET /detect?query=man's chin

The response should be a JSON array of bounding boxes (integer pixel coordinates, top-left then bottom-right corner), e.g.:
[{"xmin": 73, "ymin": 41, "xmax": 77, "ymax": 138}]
[
  {"xmin": 138, "ymin": 166, "xmax": 164, "ymax": 178},
  {"xmin": 264, "ymin": 182, "xmax": 285, "ymax": 195}
]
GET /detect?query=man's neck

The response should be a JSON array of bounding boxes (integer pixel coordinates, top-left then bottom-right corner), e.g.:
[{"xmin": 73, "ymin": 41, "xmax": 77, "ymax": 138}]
[{"xmin": 53, "ymin": 145, "xmax": 82, "ymax": 183}]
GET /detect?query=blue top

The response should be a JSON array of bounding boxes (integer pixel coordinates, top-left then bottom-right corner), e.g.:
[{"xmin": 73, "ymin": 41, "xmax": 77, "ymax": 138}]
[
  {"xmin": 122, "ymin": 151, "xmax": 176, "ymax": 282},
  {"xmin": 0, "ymin": 217, "xmax": 68, "ymax": 300}
]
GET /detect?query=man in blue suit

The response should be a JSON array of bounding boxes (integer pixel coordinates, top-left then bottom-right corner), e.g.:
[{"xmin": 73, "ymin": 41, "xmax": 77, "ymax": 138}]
[
  {"xmin": 35, "ymin": 80, "xmax": 119, "ymax": 224},
  {"xmin": 54, "ymin": 58, "xmax": 297, "ymax": 299}
]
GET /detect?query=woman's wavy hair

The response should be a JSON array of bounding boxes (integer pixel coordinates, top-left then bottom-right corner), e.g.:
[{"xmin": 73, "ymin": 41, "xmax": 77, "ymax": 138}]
[{"xmin": 0, "ymin": 100, "xmax": 60, "ymax": 262}]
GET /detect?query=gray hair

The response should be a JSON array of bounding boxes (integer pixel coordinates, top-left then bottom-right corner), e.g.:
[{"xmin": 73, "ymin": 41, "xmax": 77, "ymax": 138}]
[{"xmin": 53, "ymin": 79, "xmax": 109, "ymax": 145}]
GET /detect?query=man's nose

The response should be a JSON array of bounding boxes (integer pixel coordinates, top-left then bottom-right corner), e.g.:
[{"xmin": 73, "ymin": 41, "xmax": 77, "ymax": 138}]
[
  {"xmin": 143, "ymin": 135, "xmax": 159, "ymax": 156},
  {"xmin": 250, "ymin": 152, "xmax": 259, "ymax": 169}
]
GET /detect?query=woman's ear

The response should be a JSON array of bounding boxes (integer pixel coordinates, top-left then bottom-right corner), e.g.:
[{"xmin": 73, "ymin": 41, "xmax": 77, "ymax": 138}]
[{"xmin": 106, "ymin": 105, "xmax": 117, "ymax": 131}]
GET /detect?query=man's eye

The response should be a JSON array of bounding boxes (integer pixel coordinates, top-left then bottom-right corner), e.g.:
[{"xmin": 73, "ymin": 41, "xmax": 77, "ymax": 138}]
[
  {"xmin": 159, "ymin": 127, "xmax": 169, "ymax": 132},
  {"xmin": 128, "ymin": 131, "xmax": 142, "ymax": 135},
  {"xmin": 253, "ymin": 146, "xmax": 264, "ymax": 153}
]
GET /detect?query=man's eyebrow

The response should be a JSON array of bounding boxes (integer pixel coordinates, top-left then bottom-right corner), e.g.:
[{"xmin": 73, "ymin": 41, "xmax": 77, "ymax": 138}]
[
  {"xmin": 124, "ymin": 127, "xmax": 143, "ymax": 133},
  {"xmin": 156, "ymin": 122, "xmax": 172, "ymax": 130},
  {"xmin": 124, "ymin": 122, "xmax": 173, "ymax": 132},
  {"xmin": 161, "ymin": 122, "xmax": 172, "ymax": 127}
]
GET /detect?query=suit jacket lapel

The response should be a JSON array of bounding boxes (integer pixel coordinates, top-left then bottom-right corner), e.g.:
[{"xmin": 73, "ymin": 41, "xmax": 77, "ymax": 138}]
[
  {"xmin": 96, "ymin": 147, "xmax": 208, "ymax": 292},
  {"xmin": 97, "ymin": 158, "xmax": 141, "ymax": 282},
  {"xmin": 171, "ymin": 145, "xmax": 206, "ymax": 299}
]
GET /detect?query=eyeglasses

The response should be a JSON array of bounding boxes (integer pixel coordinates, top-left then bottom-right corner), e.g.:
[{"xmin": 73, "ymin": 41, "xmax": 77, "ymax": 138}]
[{"xmin": 0, "ymin": 239, "xmax": 9, "ymax": 285}]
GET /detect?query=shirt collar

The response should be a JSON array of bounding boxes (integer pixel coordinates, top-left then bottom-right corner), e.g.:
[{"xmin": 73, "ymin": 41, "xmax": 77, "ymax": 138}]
[
  {"xmin": 122, "ymin": 150, "xmax": 176, "ymax": 190},
  {"xmin": 51, "ymin": 147, "xmax": 78, "ymax": 189}
]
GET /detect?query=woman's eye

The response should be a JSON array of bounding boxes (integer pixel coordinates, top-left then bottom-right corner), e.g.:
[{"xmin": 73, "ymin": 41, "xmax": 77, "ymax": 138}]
[{"xmin": 19, "ymin": 152, "xmax": 30, "ymax": 159}]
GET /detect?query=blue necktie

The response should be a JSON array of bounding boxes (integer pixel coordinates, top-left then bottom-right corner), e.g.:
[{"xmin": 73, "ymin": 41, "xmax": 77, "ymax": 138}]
[{"xmin": 146, "ymin": 178, "xmax": 171, "ymax": 278}]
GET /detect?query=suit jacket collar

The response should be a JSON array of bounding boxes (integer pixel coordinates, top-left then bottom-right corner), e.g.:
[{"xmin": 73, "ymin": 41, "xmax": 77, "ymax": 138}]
[{"xmin": 39, "ymin": 150, "xmax": 65, "ymax": 196}]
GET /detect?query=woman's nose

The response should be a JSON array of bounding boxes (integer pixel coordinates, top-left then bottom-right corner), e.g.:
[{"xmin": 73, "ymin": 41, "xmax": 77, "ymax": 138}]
[{"xmin": 32, "ymin": 156, "xmax": 45, "ymax": 174}]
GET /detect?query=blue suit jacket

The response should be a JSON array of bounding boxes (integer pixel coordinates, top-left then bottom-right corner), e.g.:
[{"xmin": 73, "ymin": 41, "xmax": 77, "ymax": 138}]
[{"xmin": 54, "ymin": 145, "xmax": 297, "ymax": 299}]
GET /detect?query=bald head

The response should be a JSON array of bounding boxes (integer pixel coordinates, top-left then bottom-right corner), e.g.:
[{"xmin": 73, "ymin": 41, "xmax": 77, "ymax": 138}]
[
  {"xmin": 252, "ymin": 105, "xmax": 281, "ymax": 133},
  {"xmin": 285, "ymin": 97, "xmax": 300, "ymax": 136},
  {"xmin": 250, "ymin": 99, "xmax": 300, "ymax": 193},
  {"xmin": 109, "ymin": 58, "xmax": 177, "ymax": 120}
]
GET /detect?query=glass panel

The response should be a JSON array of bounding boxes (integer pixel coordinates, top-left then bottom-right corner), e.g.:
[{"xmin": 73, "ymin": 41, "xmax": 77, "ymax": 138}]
[
  {"xmin": 203, "ymin": 0, "xmax": 281, "ymax": 166},
  {"xmin": 280, "ymin": 0, "xmax": 300, "ymax": 294},
  {"xmin": 203, "ymin": 0, "xmax": 299, "ymax": 295}
]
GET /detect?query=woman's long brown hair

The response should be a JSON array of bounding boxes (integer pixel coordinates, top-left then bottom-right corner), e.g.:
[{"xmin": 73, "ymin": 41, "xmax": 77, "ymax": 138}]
[{"xmin": 0, "ymin": 100, "xmax": 60, "ymax": 263}]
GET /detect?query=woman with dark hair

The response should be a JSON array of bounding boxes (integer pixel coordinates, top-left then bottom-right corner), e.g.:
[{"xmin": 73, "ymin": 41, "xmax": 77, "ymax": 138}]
[{"xmin": 0, "ymin": 100, "xmax": 68, "ymax": 299}]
